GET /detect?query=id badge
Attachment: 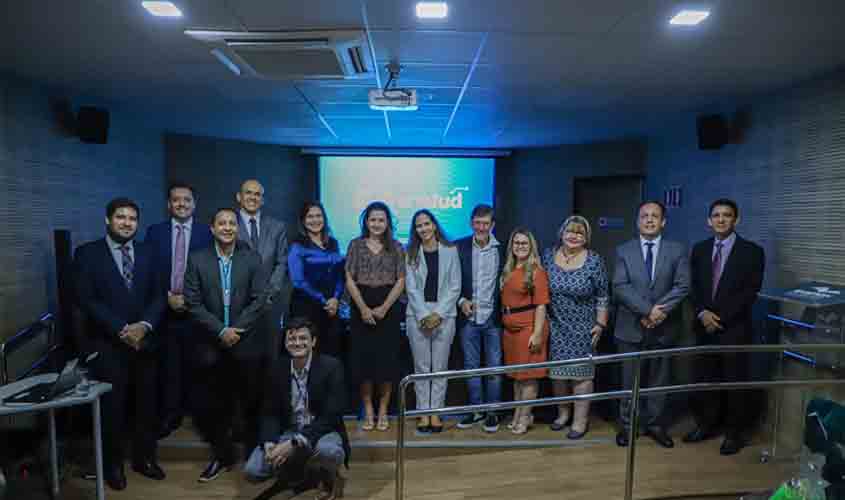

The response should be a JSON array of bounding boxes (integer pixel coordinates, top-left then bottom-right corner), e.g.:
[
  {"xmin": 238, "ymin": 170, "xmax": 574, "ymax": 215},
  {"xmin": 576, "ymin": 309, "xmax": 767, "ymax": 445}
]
[{"xmin": 223, "ymin": 289, "xmax": 231, "ymax": 307}]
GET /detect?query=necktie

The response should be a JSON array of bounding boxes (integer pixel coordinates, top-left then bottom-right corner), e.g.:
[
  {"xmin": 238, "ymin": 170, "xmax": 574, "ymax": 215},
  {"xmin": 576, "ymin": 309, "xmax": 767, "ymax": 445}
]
[
  {"xmin": 249, "ymin": 217, "xmax": 259, "ymax": 249},
  {"xmin": 172, "ymin": 224, "xmax": 186, "ymax": 293},
  {"xmin": 120, "ymin": 244, "xmax": 134, "ymax": 289},
  {"xmin": 644, "ymin": 242, "xmax": 654, "ymax": 281},
  {"xmin": 712, "ymin": 241, "xmax": 724, "ymax": 299}
]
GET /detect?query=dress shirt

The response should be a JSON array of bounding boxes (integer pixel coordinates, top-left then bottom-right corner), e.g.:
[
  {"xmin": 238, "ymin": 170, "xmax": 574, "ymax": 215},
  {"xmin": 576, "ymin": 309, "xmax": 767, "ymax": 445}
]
[
  {"xmin": 712, "ymin": 232, "xmax": 737, "ymax": 277},
  {"xmin": 215, "ymin": 244, "xmax": 233, "ymax": 337},
  {"xmin": 106, "ymin": 234, "xmax": 152, "ymax": 332},
  {"xmin": 240, "ymin": 209, "xmax": 261, "ymax": 241},
  {"xmin": 461, "ymin": 235, "xmax": 500, "ymax": 324},
  {"xmin": 640, "ymin": 234, "xmax": 662, "ymax": 280}
]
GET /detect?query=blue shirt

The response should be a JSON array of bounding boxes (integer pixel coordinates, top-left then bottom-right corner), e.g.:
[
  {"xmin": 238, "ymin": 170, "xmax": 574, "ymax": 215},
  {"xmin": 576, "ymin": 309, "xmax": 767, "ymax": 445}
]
[
  {"xmin": 216, "ymin": 244, "xmax": 233, "ymax": 337},
  {"xmin": 287, "ymin": 239, "xmax": 344, "ymax": 305}
]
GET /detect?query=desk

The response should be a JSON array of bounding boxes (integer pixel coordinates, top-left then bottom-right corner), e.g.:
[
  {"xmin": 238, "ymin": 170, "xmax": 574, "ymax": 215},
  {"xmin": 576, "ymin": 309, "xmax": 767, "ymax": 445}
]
[{"xmin": 0, "ymin": 374, "xmax": 112, "ymax": 500}]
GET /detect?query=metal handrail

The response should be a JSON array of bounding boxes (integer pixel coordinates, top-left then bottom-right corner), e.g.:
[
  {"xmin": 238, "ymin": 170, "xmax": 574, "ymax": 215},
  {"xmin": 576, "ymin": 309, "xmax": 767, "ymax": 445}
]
[{"xmin": 395, "ymin": 343, "xmax": 845, "ymax": 500}]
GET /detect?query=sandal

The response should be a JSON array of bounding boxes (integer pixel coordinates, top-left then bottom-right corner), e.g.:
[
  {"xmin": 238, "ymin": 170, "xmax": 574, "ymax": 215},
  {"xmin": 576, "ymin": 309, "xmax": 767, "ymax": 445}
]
[
  {"xmin": 361, "ymin": 414, "xmax": 375, "ymax": 431},
  {"xmin": 376, "ymin": 414, "xmax": 390, "ymax": 431}
]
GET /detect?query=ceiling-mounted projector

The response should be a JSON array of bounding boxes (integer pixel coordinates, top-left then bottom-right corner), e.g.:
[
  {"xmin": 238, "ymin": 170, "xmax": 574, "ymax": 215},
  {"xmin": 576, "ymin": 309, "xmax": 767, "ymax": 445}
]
[{"xmin": 368, "ymin": 88, "xmax": 418, "ymax": 111}]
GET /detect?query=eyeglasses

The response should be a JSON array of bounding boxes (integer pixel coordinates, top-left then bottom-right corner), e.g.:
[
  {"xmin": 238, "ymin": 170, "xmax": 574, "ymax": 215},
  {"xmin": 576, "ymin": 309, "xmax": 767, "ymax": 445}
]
[{"xmin": 512, "ymin": 241, "xmax": 531, "ymax": 247}]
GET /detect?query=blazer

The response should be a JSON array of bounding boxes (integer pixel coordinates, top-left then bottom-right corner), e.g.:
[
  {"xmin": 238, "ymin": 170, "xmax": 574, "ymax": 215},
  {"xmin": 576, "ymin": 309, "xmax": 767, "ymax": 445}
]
[
  {"xmin": 237, "ymin": 214, "xmax": 289, "ymax": 300},
  {"xmin": 183, "ymin": 244, "xmax": 269, "ymax": 360},
  {"xmin": 690, "ymin": 234, "xmax": 765, "ymax": 341},
  {"xmin": 73, "ymin": 238, "xmax": 165, "ymax": 350},
  {"xmin": 455, "ymin": 235, "xmax": 505, "ymax": 327},
  {"xmin": 405, "ymin": 243, "xmax": 462, "ymax": 320},
  {"xmin": 257, "ymin": 354, "xmax": 350, "ymax": 467},
  {"xmin": 612, "ymin": 237, "xmax": 690, "ymax": 344},
  {"xmin": 144, "ymin": 219, "xmax": 213, "ymax": 291}
]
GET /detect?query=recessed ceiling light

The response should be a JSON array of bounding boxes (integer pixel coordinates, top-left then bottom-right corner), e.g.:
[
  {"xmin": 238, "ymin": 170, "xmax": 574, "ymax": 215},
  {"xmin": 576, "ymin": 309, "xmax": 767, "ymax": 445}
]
[
  {"xmin": 416, "ymin": 2, "xmax": 448, "ymax": 19},
  {"xmin": 142, "ymin": 1, "xmax": 183, "ymax": 17},
  {"xmin": 669, "ymin": 10, "xmax": 710, "ymax": 26}
]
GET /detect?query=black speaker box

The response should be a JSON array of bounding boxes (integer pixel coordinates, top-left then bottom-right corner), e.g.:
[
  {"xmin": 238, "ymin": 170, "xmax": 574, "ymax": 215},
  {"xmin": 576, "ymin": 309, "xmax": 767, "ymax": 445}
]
[
  {"xmin": 697, "ymin": 114, "xmax": 729, "ymax": 150},
  {"xmin": 77, "ymin": 106, "xmax": 109, "ymax": 144}
]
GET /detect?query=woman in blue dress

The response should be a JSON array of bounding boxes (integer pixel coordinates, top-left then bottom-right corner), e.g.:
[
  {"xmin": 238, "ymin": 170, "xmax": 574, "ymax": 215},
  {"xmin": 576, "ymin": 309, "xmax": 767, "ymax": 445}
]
[
  {"xmin": 287, "ymin": 201, "xmax": 345, "ymax": 358},
  {"xmin": 542, "ymin": 215, "xmax": 609, "ymax": 439}
]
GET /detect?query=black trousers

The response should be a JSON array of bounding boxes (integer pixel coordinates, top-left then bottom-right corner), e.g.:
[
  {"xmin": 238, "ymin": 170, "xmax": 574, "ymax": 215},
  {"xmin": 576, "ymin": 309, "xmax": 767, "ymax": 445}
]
[
  {"xmin": 688, "ymin": 327, "xmax": 753, "ymax": 434},
  {"xmin": 158, "ymin": 315, "xmax": 194, "ymax": 420},
  {"xmin": 91, "ymin": 339, "xmax": 158, "ymax": 468},
  {"xmin": 194, "ymin": 349, "xmax": 266, "ymax": 463}
]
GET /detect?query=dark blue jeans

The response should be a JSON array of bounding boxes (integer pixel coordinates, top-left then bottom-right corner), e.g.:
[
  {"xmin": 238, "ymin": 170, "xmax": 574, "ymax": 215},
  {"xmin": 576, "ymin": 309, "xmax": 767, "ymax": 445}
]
[{"xmin": 459, "ymin": 316, "xmax": 503, "ymax": 408}]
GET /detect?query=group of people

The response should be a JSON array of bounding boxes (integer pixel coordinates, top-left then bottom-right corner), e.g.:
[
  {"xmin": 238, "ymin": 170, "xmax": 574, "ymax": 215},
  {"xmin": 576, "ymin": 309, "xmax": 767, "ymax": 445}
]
[{"xmin": 71, "ymin": 176, "xmax": 764, "ymax": 497}]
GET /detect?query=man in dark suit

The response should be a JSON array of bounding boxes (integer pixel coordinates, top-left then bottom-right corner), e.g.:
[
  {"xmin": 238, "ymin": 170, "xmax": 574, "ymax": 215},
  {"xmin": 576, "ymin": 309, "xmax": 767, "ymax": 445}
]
[
  {"xmin": 74, "ymin": 197, "xmax": 167, "ymax": 490},
  {"xmin": 144, "ymin": 182, "xmax": 213, "ymax": 437},
  {"xmin": 612, "ymin": 200, "xmax": 690, "ymax": 449},
  {"xmin": 183, "ymin": 207, "xmax": 269, "ymax": 482},
  {"xmin": 453, "ymin": 204, "xmax": 506, "ymax": 433},
  {"xmin": 245, "ymin": 316, "xmax": 349, "ymax": 500},
  {"xmin": 236, "ymin": 179, "xmax": 289, "ymax": 335},
  {"xmin": 684, "ymin": 198, "xmax": 765, "ymax": 455}
]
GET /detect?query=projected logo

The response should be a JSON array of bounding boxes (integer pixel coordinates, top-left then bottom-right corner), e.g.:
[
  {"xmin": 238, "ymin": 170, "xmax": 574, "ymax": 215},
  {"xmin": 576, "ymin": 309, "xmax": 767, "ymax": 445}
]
[{"xmin": 320, "ymin": 157, "xmax": 495, "ymax": 253}]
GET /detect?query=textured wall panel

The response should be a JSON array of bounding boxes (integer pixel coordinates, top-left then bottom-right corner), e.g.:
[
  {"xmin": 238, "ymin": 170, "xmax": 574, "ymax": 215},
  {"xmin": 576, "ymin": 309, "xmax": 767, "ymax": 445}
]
[
  {"xmin": 0, "ymin": 76, "xmax": 166, "ymax": 342},
  {"xmin": 646, "ymin": 70, "xmax": 845, "ymax": 290}
]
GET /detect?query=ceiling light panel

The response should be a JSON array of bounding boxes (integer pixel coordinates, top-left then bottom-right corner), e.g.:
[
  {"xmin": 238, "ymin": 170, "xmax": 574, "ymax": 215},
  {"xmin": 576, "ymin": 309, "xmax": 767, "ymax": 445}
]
[
  {"xmin": 669, "ymin": 10, "xmax": 710, "ymax": 26},
  {"xmin": 416, "ymin": 2, "xmax": 448, "ymax": 19},
  {"xmin": 142, "ymin": 1, "xmax": 183, "ymax": 17}
]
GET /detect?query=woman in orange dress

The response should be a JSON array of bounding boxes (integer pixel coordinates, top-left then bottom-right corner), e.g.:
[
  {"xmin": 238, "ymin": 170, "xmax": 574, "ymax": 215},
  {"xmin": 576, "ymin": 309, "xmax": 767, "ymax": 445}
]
[{"xmin": 500, "ymin": 227, "xmax": 550, "ymax": 435}]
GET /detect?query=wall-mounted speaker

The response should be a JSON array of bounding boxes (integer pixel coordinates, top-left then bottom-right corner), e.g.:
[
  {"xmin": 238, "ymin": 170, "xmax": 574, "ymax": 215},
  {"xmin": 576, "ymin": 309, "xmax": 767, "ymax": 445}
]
[
  {"xmin": 696, "ymin": 114, "xmax": 729, "ymax": 150},
  {"xmin": 77, "ymin": 106, "xmax": 109, "ymax": 144}
]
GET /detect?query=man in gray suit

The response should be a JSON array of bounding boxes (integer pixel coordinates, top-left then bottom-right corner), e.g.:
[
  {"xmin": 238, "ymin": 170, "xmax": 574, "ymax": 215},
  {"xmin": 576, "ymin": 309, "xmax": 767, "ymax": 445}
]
[
  {"xmin": 183, "ymin": 207, "xmax": 269, "ymax": 482},
  {"xmin": 236, "ymin": 179, "xmax": 289, "ymax": 334},
  {"xmin": 612, "ymin": 200, "xmax": 690, "ymax": 448}
]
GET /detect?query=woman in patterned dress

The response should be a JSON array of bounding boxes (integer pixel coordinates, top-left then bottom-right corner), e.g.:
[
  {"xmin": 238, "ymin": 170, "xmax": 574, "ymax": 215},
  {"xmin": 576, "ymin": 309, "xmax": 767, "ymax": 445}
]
[
  {"xmin": 345, "ymin": 202, "xmax": 406, "ymax": 432},
  {"xmin": 500, "ymin": 228, "xmax": 550, "ymax": 435},
  {"xmin": 543, "ymin": 215, "xmax": 609, "ymax": 439}
]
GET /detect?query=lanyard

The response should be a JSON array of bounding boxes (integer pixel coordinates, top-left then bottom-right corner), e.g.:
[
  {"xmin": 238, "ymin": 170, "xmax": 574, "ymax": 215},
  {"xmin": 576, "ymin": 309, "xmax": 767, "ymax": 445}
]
[{"xmin": 219, "ymin": 257, "xmax": 232, "ymax": 327}]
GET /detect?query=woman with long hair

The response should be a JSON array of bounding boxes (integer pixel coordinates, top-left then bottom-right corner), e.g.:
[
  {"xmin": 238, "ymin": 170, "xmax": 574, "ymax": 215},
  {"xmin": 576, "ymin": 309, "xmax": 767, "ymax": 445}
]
[
  {"xmin": 543, "ymin": 215, "xmax": 609, "ymax": 439},
  {"xmin": 287, "ymin": 201, "xmax": 345, "ymax": 358},
  {"xmin": 345, "ymin": 201, "xmax": 405, "ymax": 432},
  {"xmin": 500, "ymin": 228, "xmax": 550, "ymax": 435},
  {"xmin": 404, "ymin": 209, "xmax": 461, "ymax": 433}
]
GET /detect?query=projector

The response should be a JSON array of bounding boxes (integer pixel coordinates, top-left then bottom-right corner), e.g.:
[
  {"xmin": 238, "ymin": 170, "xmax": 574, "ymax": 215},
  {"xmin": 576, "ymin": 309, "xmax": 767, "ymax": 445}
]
[{"xmin": 368, "ymin": 88, "xmax": 418, "ymax": 111}]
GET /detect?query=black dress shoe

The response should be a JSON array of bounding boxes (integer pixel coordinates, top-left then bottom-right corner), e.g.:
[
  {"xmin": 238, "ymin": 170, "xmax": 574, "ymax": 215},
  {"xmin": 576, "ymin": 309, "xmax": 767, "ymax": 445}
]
[
  {"xmin": 720, "ymin": 435, "xmax": 745, "ymax": 455},
  {"xmin": 105, "ymin": 466, "xmax": 127, "ymax": 491},
  {"xmin": 646, "ymin": 427, "xmax": 674, "ymax": 448},
  {"xmin": 616, "ymin": 430, "xmax": 629, "ymax": 447},
  {"xmin": 683, "ymin": 426, "xmax": 718, "ymax": 443},
  {"xmin": 198, "ymin": 459, "xmax": 232, "ymax": 483},
  {"xmin": 132, "ymin": 460, "xmax": 166, "ymax": 480}
]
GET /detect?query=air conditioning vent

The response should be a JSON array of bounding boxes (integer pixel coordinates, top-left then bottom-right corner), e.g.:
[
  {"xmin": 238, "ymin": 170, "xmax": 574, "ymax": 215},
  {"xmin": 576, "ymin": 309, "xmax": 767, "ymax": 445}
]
[{"xmin": 184, "ymin": 29, "xmax": 373, "ymax": 80}]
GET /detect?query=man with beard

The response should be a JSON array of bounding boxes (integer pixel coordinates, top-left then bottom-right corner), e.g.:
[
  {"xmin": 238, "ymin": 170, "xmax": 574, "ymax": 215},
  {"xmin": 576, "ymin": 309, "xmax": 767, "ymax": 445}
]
[
  {"xmin": 74, "ymin": 197, "xmax": 166, "ymax": 490},
  {"xmin": 144, "ymin": 183, "xmax": 212, "ymax": 437},
  {"xmin": 183, "ymin": 207, "xmax": 269, "ymax": 482}
]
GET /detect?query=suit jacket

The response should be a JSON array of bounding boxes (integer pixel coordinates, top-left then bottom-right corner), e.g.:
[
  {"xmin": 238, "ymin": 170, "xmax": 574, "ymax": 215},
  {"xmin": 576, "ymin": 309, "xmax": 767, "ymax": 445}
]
[
  {"xmin": 257, "ymin": 354, "xmax": 350, "ymax": 467},
  {"xmin": 405, "ymin": 243, "xmax": 462, "ymax": 320},
  {"xmin": 237, "ymin": 214, "xmax": 289, "ymax": 301},
  {"xmin": 144, "ymin": 219, "xmax": 213, "ymax": 320},
  {"xmin": 455, "ymin": 236, "xmax": 505, "ymax": 327},
  {"xmin": 183, "ymin": 244, "xmax": 269, "ymax": 360},
  {"xmin": 73, "ymin": 238, "xmax": 166, "ymax": 350},
  {"xmin": 690, "ymin": 234, "xmax": 765, "ymax": 342},
  {"xmin": 612, "ymin": 237, "xmax": 690, "ymax": 344}
]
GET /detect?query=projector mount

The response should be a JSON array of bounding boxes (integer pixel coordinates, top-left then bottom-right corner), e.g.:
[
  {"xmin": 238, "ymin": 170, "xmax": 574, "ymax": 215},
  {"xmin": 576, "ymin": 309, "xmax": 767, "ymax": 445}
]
[{"xmin": 382, "ymin": 62, "xmax": 413, "ymax": 99}]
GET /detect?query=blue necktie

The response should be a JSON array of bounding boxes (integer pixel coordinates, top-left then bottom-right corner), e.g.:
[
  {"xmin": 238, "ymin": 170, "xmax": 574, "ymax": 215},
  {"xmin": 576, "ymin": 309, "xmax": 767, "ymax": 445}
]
[{"xmin": 644, "ymin": 242, "xmax": 654, "ymax": 281}]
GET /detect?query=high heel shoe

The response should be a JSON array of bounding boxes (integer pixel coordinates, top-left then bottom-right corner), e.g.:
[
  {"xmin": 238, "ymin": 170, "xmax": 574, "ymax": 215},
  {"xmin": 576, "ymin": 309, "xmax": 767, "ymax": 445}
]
[
  {"xmin": 567, "ymin": 423, "xmax": 589, "ymax": 440},
  {"xmin": 376, "ymin": 414, "xmax": 390, "ymax": 431},
  {"xmin": 511, "ymin": 415, "xmax": 533, "ymax": 435},
  {"xmin": 361, "ymin": 414, "xmax": 375, "ymax": 431}
]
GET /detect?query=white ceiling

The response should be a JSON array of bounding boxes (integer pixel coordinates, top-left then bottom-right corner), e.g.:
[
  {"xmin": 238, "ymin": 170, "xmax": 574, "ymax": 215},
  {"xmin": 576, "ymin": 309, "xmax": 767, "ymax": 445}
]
[{"xmin": 1, "ymin": 0, "xmax": 844, "ymax": 147}]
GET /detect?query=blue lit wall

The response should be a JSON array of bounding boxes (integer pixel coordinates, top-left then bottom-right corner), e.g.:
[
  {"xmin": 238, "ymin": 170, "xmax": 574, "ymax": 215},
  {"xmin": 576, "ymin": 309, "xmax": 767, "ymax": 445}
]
[{"xmin": 319, "ymin": 156, "xmax": 495, "ymax": 253}]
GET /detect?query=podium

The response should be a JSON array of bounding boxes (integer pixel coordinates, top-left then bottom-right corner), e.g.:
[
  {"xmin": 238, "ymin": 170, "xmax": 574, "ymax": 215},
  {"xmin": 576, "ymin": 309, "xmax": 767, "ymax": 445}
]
[{"xmin": 758, "ymin": 281, "xmax": 845, "ymax": 461}]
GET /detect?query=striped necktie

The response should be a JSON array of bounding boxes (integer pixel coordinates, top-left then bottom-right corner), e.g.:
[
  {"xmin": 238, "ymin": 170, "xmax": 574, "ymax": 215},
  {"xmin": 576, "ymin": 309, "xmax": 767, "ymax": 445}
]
[{"xmin": 120, "ymin": 244, "xmax": 134, "ymax": 289}]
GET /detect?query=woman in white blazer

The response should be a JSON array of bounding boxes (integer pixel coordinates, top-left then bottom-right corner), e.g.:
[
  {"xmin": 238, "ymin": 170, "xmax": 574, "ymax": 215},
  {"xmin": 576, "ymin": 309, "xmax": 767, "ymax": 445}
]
[{"xmin": 405, "ymin": 209, "xmax": 462, "ymax": 433}]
